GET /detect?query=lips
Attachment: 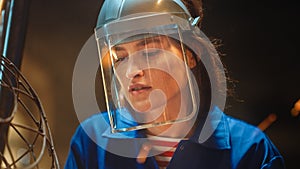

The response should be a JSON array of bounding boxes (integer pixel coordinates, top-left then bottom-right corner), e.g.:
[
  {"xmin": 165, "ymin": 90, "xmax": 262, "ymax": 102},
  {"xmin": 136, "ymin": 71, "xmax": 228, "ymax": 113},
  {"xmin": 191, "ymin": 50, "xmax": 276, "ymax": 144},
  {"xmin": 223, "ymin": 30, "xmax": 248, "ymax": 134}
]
[{"xmin": 129, "ymin": 84, "xmax": 152, "ymax": 94}]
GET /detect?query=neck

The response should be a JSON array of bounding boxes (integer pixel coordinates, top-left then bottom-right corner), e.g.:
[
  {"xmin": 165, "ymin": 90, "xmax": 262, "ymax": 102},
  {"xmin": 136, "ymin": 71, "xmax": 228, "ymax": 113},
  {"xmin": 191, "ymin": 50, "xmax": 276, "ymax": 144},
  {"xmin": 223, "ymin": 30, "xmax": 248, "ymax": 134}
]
[{"xmin": 146, "ymin": 88, "xmax": 196, "ymax": 138}]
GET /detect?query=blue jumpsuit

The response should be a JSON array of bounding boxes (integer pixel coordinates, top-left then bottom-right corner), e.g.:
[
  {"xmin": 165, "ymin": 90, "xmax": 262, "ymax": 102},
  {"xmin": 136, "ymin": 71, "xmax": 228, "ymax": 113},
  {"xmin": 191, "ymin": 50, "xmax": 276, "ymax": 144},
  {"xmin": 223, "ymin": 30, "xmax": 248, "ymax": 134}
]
[{"xmin": 64, "ymin": 107, "xmax": 285, "ymax": 169}]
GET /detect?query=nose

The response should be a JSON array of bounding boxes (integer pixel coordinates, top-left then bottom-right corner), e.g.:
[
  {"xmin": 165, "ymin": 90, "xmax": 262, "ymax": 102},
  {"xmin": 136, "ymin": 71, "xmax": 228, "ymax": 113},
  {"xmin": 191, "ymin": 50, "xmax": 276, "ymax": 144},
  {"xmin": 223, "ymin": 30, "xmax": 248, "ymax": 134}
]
[
  {"xmin": 126, "ymin": 64, "xmax": 144, "ymax": 79},
  {"xmin": 125, "ymin": 56, "xmax": 144, "ymax": 79}
]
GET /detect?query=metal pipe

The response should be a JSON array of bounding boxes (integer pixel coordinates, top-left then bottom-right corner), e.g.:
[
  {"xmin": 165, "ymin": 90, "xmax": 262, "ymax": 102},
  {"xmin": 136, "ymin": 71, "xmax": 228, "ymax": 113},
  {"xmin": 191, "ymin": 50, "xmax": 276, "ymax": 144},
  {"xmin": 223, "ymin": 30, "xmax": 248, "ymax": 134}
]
[{"xmin": 0, "ymin": 0, "xmax": 31, "ymax": 158}]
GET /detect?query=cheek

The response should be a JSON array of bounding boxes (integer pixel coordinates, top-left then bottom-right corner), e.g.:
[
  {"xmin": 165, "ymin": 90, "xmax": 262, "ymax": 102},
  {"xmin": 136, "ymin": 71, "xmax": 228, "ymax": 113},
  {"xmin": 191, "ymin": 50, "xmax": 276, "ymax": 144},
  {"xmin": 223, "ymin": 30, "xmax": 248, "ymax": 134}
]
[
  {"xmin": 153, "ymin": 70, "xmax": 187, "ymax": 90},
  {"xmin": 113, "ymin": 71, "xmax": 130, "ymax": 97},
  {"xmin": 150, "ymin": 70, "xmax": 183, "ymax": 93},
  {"xmin": 119, "ymin": 77, "xmax": 130, "ymax": 95},
  {"xmin": 114, "ymin": 62, "xmax": 131, "ymax": 88}
]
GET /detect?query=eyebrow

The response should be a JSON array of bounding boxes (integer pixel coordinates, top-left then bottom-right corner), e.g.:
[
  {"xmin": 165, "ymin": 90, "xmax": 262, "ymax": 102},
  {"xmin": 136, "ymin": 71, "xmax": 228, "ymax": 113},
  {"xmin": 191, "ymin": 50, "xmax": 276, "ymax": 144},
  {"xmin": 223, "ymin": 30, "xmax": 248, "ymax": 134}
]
[
  {"xmin": 136, "ymin": 37, "xmax": 161, "ymax": 47},
  {"xmin": 112, "ymin": 46, "xmax": 125, "ymax": 52}
]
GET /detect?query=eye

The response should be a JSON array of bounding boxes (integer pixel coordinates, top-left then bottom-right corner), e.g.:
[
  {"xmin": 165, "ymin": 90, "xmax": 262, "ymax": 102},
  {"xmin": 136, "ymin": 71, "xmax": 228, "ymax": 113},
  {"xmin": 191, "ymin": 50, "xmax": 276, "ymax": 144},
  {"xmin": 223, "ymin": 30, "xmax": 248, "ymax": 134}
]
[
  {"xmin": 142, "ymin": 48, "xmax": 161, "ymax": 57},
  {"xmin": 115, "ymin": 57, "xmax": 126, "ymax": 63},
  {"xmin": 112, "ymin": 49, "xmax": 128, "ymax": 64}
]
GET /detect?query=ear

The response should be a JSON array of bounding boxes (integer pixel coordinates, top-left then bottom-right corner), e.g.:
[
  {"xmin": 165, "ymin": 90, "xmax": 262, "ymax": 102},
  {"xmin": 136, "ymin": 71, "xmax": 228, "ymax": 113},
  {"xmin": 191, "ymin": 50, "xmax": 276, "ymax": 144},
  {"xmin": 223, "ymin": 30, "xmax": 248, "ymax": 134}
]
[{"xmin": 186, "ymin": 49, "xmax": 197, "ymax": 68}]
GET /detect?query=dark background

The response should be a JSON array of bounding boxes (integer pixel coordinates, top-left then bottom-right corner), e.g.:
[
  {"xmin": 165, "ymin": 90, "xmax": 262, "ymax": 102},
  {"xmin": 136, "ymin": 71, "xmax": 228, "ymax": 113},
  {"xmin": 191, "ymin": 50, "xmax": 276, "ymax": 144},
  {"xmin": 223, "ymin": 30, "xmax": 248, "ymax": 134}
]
[{"xmin": 20, "ymin": 0, "xmax": 299, "ymax": 168}]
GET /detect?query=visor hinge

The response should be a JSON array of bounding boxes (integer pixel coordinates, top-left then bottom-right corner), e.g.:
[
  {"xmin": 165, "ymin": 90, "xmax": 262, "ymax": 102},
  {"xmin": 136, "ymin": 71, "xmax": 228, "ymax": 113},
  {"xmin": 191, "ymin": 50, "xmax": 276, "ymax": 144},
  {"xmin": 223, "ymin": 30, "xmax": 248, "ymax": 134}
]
[{"xmin": 189, "ymin": 16, "xmax": 201, "ymax": 27}]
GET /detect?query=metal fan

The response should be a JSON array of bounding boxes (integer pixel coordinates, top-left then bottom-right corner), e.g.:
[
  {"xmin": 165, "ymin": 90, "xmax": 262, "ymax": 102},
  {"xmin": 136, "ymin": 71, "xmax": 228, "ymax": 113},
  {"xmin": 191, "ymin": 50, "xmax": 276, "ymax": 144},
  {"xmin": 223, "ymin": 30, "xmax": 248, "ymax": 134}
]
[{"xmin": 0, "ymin": 55, "xmax": 60, "ymax": 169}]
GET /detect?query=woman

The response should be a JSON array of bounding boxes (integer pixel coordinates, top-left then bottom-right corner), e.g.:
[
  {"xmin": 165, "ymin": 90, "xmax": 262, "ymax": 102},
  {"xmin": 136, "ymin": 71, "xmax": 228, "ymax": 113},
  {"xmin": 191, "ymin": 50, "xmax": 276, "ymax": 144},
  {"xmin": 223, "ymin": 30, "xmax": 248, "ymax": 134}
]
[{"xmin": 65, "ymin": 0, "xmax": 285, "ymax": 168}]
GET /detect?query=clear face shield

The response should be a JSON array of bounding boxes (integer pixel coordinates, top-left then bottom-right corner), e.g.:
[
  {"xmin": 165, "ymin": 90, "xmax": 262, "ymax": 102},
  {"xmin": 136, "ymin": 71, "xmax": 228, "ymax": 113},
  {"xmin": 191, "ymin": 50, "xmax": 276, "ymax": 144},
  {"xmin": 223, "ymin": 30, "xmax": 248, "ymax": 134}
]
[{"xmin": 95, "ymin": 13, "xmax": 200, "ymax": 133}]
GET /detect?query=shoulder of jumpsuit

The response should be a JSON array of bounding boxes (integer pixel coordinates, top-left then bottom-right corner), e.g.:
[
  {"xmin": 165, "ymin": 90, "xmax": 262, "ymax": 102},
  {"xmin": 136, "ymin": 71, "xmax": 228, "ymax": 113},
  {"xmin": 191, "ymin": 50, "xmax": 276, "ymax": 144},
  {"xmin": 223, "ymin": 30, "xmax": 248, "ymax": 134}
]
[
  {"xmin": 222, "ymin": 112, "xmax": 284, "ymax": 163},
  {"xmin": 188, "ymin": 106, "xmax": 231, "ymax": 150},
  {"xmin": 225, "ymin": 112, "xmax": 276, "ymax": 147},
  {"xmin": 189, "ymin": 106, "xmax": 271, "ymax": 150},
  {"xmin": 78, "ymin": 109, "xmax": 145, "ymax": 140}
]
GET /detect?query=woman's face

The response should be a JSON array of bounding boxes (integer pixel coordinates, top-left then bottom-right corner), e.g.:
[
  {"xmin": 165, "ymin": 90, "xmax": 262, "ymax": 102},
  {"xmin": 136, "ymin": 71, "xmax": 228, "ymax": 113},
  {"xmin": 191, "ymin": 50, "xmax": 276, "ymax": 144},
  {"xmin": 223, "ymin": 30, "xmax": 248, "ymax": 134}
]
[{"xmin": 111, "ymin": 35, "xmax": 189, "ymax": 116}]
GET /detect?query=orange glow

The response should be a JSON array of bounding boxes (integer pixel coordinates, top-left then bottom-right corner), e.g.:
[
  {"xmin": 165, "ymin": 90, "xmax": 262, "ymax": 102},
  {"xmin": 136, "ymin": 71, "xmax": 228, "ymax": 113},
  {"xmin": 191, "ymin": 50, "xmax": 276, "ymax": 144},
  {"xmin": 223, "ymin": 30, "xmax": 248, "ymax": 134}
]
[{"xmin": 258, "ymin": 113, "xmax": 277, "ymax": 131}]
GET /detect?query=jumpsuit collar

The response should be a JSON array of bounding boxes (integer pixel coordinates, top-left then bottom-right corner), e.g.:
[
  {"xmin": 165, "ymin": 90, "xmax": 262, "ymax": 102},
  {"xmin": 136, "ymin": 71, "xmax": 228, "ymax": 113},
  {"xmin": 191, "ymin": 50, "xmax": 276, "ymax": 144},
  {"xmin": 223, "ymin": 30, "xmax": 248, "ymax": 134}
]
[{"xmin": 102, "ymin": 106, "xmax": 231, "ymax": 150}]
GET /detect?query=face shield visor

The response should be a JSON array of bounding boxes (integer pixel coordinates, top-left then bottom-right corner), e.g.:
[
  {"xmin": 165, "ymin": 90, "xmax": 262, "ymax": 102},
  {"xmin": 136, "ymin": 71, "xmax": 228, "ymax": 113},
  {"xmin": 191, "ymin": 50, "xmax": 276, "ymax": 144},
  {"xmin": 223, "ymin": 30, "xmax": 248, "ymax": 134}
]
[{"xmin": 95, "ymin": 13, "xmax": 200, "ymax": 133}]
